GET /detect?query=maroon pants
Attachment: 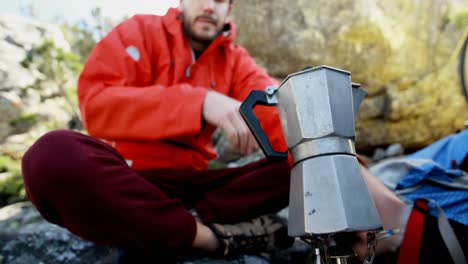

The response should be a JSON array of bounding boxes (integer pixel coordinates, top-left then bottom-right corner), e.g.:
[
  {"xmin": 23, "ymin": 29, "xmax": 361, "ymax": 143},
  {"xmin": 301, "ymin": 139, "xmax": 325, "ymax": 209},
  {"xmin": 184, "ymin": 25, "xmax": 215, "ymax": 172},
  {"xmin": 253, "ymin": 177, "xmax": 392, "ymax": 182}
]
[{"xmin": 22, "ymin": 130, "xmax": 290, "ymax": 258}]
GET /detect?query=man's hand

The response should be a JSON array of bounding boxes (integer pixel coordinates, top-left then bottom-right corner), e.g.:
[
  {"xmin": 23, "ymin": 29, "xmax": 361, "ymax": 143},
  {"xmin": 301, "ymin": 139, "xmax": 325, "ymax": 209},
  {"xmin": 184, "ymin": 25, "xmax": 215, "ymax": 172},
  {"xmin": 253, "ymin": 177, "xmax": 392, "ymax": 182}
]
[{"xmin": 203, "ymin": 90, "xmax": 259, "ymax": 155}]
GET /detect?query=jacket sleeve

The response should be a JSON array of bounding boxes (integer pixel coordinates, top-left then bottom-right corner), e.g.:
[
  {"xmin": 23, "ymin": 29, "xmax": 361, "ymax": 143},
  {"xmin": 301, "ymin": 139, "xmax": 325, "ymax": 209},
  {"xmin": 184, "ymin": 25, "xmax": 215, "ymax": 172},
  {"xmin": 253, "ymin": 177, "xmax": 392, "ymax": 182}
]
[
  {"xmin": 229, "ymin": 47, "xmax": 289, "ymax": 158},
  {"xmin": 78, "ymin": 16, "xmax": 207, "ymax": 141}
]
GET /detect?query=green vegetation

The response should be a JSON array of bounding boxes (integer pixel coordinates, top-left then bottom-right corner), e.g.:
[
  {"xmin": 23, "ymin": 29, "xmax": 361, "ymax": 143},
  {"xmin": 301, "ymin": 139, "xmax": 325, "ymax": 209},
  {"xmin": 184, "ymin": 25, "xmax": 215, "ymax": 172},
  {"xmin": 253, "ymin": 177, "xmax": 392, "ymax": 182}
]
[
  {"xmin": 0, "ymin": 156, "xmax": 25, "ymax": 206},
  {"xmin": 0, "ymin": 7, "xmax": 123, "ymax": 208},
  {"xmin": 9, "ymin": 113, "xmax": 40, "ymax": 127},
  {"xmin": 450, "ymin": 9, "xmax": 468, "ymax": 30},
  {"xmin": 21, "ymin": 39, "xmax": 82, "ymax": 78},
  {"xmin": 1, "ymin": 40, "xmax": 78, "ymax": 206}
]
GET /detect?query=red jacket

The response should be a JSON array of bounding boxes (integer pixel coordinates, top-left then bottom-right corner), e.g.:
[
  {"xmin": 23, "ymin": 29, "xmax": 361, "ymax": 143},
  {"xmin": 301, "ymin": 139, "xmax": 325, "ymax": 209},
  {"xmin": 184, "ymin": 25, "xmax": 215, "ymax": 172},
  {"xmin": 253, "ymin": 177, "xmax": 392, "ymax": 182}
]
[{"xmin": 78, "ymin": 8, "xmax": 287, "ymax": 170}]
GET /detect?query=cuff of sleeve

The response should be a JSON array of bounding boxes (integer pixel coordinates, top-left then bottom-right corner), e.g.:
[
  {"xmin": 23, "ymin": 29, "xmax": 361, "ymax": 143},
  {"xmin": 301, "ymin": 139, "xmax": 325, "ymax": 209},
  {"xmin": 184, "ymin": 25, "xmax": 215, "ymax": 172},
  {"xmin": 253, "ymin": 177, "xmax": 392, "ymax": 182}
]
[{"xmin": 183, "ymin": 87, "xmax": 209, "ymax": 135}]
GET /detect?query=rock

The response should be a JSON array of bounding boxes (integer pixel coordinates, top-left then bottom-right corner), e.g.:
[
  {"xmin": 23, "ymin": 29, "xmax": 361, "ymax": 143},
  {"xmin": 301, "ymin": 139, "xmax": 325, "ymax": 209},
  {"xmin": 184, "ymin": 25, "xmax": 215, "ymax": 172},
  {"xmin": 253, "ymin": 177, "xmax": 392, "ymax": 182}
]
[
  {"xmin": 372, "ymin": 143, "xmax": 405, "ymax": 162},
  {"xmin": 226, "ymin": 150, "xmax": 265, "ymax": 168},
  {"xmin": 0, "ymin": 124, "xmax": 10, "ymax": 145},
  {"xmin": 0, "ymin": 15, "xmax": 75, "ymax": 144},
  {"xmin": 182, "ymin": 256, "xmax": 270, "ymax": 264},
  {"xmin": 212, "ymin": 128, "xmax": 266, "ymax": 168},
  {"xmin": 355, "ymin": 62, "xmax": 468, "ymax": 149},
  {"xmin": 232, "ymin": 0, "xmax": 468, "ymax": 150},
  {"xmin": 0, "ymin": 202, "xmax": 118, "ymax": 264},
  {"xmin": 0, "ymin": 15, "xmax": 79, "ymax": 204},
  {"xmin": 0, "ymin": 202, "xmax": 312, "ymax": 264},
  {"xmin": 0, "ymin": 92, "xmax": 22, "ymax": 122},
  {"xmin": 0, "ymin": 92, "xmax": 23, "ymax": 141},
  {"xmin": 0, "ymin": 15, "xmax": 70, "ymax": 94},
  {"xmin": 0, "ymin": 15, "xmax": 70, "ymax": 52},
  {"xmin": 1, "ymin": 129, "xmax": 46, "ymax": 159},
  {"xmin": 0, "ymin": 42, "xmax": 35, "ymax": 90},
  {"xmin": 233, "ymin": 0, "xmax": 465, "ymax": 93},
  {"xmin": 213, "ymin": 128, "xmax": 243, "ymax": 163},
  {"xmin": 0, "ymin": 232, "xmax": 118, "ymax": 264}
]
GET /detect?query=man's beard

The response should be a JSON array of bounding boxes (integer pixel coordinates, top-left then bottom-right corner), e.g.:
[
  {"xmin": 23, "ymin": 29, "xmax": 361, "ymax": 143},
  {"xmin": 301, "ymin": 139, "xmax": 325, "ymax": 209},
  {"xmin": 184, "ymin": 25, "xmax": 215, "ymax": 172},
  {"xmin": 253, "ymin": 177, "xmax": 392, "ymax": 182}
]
[{"xmin": 182, "ymin": 16, "xmax": 223, "ymax": 47}]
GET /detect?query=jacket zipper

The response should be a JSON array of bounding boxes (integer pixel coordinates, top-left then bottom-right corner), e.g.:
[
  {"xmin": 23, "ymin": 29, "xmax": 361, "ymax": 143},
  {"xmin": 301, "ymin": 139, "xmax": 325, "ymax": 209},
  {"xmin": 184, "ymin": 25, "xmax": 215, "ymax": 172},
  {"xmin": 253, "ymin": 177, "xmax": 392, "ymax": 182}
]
[
  {"xmin": 185, "ymin": 42, "xmax": 221, "ymax": 89},
  {"xmin": 185, "ymin": 47, "xmax": 196, "ymax": 78}
]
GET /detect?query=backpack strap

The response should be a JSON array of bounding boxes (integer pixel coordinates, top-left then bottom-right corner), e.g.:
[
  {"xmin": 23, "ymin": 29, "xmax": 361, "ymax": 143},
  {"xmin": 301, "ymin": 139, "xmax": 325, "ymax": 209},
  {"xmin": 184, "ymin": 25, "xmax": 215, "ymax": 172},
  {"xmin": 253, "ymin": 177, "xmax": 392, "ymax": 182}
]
[
  {"xmin": 432, "ymin": 199, "xmax": 467, "ymax": 264},
  {"xmin": 397, "ymin": 199, "xmax": 427, "ymax": 264},
  {"xmin": 397, "ymin": 198, "xmax": 467, "ymax": 264}
]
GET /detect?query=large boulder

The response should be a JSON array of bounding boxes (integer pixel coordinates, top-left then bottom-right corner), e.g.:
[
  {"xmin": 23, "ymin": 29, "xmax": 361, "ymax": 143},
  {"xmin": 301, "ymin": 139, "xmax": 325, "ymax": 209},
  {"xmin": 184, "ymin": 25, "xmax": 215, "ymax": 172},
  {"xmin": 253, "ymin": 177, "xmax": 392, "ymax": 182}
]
[
  {"xmin": 0, "ymin": 202, "xmax": 117, "ymax": 264},
  {"xmin": 0, "ymin": 202, "xmax": 311, "ymax": 264},
  {"xmin": 0, "ymin": 14, "xmax": 76, "ymax": 146},
  {"xmin": 0, "ymin": 15, "xmax": 80, "ymax": 206},
  {"xmin": 232, "ymin": 0, "xmax": 468, "ymax": 150}
]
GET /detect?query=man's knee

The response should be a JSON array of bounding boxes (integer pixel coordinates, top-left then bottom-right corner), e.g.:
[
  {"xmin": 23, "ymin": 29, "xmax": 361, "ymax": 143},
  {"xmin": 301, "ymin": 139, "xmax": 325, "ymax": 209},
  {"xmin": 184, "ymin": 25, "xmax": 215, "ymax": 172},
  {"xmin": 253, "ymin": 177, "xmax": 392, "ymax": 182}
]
[
  {"xmin": 21, "ymin": 130, "xmax": 87, "ymax": 224},
  {"xmin": 22, "ymin": 129, "xmax": 83, "ymax": 182},
  {"xmin": 21, "ymin": 129, "xmax": 124, "ymax": 207},
  {"xmin": 21, "ymin": 130, "xmax": 98, "ymax": 208}
]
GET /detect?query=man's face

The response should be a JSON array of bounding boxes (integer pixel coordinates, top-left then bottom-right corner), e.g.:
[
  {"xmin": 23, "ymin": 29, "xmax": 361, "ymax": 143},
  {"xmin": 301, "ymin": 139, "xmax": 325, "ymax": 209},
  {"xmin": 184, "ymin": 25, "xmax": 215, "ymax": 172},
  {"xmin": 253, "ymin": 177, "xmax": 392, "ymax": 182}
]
[{"xmin": 179, "ymin": 0, "xmax": 232, "ymax": 44}]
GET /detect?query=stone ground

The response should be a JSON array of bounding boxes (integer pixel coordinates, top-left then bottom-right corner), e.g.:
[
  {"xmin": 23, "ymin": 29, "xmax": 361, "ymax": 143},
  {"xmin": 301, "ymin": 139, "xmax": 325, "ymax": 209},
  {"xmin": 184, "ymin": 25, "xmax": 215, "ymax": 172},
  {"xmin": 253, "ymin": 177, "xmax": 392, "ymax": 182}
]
[{"xmin": 0, "ymin": 202, "xmax": 314, "ymax": 264}]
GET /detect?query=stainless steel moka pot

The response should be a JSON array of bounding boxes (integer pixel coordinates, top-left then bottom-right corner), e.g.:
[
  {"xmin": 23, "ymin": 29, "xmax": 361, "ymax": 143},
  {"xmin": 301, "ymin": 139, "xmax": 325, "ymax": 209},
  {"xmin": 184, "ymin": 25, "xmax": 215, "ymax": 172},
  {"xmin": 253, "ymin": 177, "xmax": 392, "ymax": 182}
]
[{"xmin": 240, "ymin": 66, "xmax": 382, "ymax": 263}]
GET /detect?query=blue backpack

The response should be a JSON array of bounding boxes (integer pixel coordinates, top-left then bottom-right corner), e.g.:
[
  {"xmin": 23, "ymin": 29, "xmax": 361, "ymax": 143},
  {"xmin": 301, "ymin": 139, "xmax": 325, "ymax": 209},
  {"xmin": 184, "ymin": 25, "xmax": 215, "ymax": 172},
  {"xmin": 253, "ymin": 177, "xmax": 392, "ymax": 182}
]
[{"xmin": 370, "ymin": 130, "xmax": 468, "ymax": 264}]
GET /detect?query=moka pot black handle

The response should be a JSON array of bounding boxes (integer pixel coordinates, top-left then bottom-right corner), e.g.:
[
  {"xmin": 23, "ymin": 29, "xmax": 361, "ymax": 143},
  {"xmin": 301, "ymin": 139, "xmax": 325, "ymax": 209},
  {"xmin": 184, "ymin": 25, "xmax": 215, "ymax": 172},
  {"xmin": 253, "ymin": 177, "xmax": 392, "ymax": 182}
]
[{"xmin": 239, "ymin": 90, "xmax": 288, "ymax": 160}]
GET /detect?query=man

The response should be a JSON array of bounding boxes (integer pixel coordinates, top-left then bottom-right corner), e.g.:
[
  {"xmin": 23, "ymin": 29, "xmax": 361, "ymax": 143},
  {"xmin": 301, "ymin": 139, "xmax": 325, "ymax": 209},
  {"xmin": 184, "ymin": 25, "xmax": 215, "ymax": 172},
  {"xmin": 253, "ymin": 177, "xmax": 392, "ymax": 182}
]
[
  {"xmin": 22, "ymin": 0, "xmax": 408, "ymax": 262},
  {"xmin": 22, "ymin": 0, "xmax": 295, "ymax": 262}
]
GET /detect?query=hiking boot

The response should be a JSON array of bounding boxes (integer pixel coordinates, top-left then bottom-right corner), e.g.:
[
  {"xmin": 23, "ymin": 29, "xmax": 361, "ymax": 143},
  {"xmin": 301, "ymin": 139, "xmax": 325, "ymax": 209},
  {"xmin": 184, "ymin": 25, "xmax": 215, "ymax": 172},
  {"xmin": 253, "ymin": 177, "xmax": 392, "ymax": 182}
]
[{"xmin": 208, "ymin": 214, "xmax": 295, "ymax": 258}]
